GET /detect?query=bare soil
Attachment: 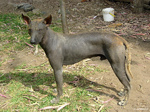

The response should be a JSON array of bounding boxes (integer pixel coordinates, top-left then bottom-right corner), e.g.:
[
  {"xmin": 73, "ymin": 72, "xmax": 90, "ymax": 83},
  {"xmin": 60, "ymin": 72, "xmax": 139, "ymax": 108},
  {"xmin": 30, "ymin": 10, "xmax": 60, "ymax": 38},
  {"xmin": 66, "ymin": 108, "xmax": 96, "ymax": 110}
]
[{"xmin": 0, "ymin": 0, "xmax": 150, "ymax": 111}]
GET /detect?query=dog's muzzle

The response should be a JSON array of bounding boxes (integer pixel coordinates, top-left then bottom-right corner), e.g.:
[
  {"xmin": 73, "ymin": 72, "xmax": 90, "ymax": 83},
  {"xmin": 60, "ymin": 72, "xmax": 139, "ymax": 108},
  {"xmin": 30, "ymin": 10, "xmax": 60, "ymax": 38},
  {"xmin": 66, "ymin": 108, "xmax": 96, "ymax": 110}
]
[{"xmin": 30, "ymin": 40, "xmax": 36, "ymax": 44}]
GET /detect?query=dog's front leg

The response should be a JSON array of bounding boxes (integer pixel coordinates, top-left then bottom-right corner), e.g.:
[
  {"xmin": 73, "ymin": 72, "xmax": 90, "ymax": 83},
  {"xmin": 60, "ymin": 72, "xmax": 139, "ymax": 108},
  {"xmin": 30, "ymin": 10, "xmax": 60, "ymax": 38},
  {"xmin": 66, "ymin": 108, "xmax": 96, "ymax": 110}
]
[
  {"xmin": 51, "ymin": 68, "xmax": 63, "ymax": 103},
  {"xmin": 34, "ymin": 45, "xmax": 38, "ymax": 55}
]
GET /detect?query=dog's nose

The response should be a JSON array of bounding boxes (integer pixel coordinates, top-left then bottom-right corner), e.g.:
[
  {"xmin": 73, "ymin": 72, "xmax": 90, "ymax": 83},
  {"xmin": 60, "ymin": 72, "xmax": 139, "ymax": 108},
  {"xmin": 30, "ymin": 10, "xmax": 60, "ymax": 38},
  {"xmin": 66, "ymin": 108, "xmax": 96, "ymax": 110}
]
[
  {"xmin": 30, "ymin": 40, "xmax": 36, "ymax": 44},
  {"xmin": 30, "ymin": 36, "xmax": 36, "ymax": 44}
]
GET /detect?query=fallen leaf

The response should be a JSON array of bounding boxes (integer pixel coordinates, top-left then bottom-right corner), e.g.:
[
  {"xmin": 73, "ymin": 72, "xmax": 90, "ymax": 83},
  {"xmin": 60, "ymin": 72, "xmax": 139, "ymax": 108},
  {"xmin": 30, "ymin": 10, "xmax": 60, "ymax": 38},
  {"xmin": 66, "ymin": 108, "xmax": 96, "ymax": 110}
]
[{"xmin": 108, "ymin": 23, "xmax": 122, "ymax": 28}]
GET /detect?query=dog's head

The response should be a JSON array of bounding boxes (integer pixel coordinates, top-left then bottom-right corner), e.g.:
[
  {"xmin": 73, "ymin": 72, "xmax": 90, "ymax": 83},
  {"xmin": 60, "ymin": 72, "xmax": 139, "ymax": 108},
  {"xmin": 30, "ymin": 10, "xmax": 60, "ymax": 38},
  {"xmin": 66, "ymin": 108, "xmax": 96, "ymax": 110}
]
[{"xmin": 22, "ymin": 14, "xmax": 52, "ymax": 44}]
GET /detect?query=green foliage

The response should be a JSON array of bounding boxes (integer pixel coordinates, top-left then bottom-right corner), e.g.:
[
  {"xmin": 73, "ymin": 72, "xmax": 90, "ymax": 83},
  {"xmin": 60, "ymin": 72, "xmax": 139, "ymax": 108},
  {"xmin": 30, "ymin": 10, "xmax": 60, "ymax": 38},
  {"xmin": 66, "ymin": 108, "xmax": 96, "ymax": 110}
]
[
  {"xmin": 0, "ymin": 13, "xmax": 62, "ymax": 51},
  {"xmin": 0, "ymin": 62, "xmax": 111, "ymax": 112},
  {"xmin": 0, "ymin": 13, "xmax": 30, "ymax": 50}
]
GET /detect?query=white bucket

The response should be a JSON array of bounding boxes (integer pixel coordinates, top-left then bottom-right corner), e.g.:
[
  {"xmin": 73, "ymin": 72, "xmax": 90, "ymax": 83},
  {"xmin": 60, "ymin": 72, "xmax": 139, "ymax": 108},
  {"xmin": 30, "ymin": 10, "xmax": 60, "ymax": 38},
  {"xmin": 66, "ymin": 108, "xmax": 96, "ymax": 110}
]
[{"xmin": 102, "ymin": 8, "xmax": 114, "ymax": 22}]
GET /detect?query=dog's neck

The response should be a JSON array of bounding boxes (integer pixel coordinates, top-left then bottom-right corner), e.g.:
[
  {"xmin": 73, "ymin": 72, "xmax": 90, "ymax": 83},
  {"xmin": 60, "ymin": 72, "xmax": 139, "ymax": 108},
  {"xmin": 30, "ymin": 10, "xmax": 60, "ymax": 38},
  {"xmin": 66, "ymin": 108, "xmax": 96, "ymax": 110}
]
[{"xmin": 39, "ymin": 27, "xmax": 63, "ymax": 56}]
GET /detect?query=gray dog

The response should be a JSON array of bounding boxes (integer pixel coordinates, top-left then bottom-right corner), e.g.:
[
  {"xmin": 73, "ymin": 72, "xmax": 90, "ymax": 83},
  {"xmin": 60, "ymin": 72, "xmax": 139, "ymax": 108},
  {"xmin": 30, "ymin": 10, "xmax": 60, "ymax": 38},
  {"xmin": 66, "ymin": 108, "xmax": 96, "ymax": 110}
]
[{"xmin": 22, "ymin": 14, "xmax": 133, "ymax": 106}]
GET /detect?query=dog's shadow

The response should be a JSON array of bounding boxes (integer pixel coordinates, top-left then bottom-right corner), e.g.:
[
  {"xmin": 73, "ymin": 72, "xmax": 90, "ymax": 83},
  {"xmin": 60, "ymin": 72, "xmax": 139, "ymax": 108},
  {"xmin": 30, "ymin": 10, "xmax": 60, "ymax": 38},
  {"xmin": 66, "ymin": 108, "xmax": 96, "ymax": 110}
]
[
  {"xmin": 63, "ymin": 72, "xmax": 120, "ymax": 102},
  {"xmin": 0, "ymin": 72, "xmax": 120, "ymax": 102}
]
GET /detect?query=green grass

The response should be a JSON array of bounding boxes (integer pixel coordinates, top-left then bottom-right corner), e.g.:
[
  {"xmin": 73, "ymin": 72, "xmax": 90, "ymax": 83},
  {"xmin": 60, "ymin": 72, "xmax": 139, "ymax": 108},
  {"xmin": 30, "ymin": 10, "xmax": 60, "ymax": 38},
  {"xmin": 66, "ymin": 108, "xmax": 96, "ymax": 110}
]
[
  {"xmin": 0, "ymin": 63, "xmax": 110, "ymax": 112},
  {"xmin": 0, "ymin": 63, "xmax": 109, "ymax": 112},
  {"xmin": 0, "ymin": 13, "xmax": 62, "ymax": 51},
  {"xmin": 0, "ymin": 13, "xmax": 111, "ymax": 112},
  {"xmin": 0, "ymin": 13, "xmax": 29, "ymax": 51}
]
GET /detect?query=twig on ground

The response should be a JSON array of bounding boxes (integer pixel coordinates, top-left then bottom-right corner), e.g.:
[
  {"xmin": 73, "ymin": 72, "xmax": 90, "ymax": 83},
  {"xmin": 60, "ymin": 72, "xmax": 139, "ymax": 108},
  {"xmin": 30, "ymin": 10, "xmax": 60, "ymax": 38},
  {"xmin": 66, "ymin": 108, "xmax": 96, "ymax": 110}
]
[
  {"xmin": 23, "ymin": 94, "xmax": 38, "ymax": 98},
  {"xmin": 39, "ymin": 103, "xmax": 70, "ymax": 111},
  {"xmin": 23, "ymin": 96, "xmax": 34, "ymax": 101},
  {"xmin": 57, "ymin": 103, "xmax": 70, "ymax": 111},
  {"xmin": 98, "ymin": 105, "xmax": 104, "ymax": 112},
  {"xmin": 101, "ymin": 97, "xmax": 114, "ymax": 104},
  {"xmin": 39, "ymin": 105, "xmax": 60, "ymax": 110},
  {"xmin": 0, "ymin": 93, "xmax": 7, "ymax": 98},
  {"xmin": 68, "ymin": 76, "xmax": 80, "ymax": 86},
  {"xmin": 25, "ymin": 42, "xmax": 34, "ymax": 48},
  {"xmin": 0, "ymin": 102, "xmax": 8, "ymax": 109},
  {"xmin": 134, "ymin": 33, "xmax": 146, "ymax": 36},
  {"xmin": 40, "ymin": 95, "xmax": 48, "ymax": 99},
  {"xmin": 26, "ymin": 102, "xmax": 40, "ymax": 106}
]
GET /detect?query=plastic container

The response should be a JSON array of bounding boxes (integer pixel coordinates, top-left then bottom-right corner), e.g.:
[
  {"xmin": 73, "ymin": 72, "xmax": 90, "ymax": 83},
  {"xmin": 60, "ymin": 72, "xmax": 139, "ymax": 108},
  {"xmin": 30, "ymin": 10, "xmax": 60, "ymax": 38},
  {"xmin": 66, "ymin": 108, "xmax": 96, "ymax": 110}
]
[{"xmin": 102, "ymin": 8, "xmax": 114, "ymax": 22}]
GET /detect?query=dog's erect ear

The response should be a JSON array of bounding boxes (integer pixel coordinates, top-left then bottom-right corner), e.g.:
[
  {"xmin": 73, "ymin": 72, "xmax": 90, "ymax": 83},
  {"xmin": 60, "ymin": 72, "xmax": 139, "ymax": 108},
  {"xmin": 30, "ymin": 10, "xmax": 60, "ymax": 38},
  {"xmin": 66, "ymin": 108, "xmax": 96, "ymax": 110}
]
[
  {"xmin": 44, "ymin": 15, "xmax": 52, "ymax": 26},
  {"xmin": 22, "ymin": 14, "xmax": 31, "ymax": 25}
]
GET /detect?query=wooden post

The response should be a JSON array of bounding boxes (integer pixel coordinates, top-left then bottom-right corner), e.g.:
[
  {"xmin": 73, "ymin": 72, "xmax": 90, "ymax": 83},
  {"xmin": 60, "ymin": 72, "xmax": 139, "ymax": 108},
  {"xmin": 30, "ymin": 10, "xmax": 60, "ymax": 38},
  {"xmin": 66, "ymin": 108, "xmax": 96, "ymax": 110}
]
[
  {"xmin": 59, "ymin": 0, "xmax": 68, "ymax": 34},
  {"xmin": 133, "ymin": 0, "xmax": 144, "ymax": 13}
]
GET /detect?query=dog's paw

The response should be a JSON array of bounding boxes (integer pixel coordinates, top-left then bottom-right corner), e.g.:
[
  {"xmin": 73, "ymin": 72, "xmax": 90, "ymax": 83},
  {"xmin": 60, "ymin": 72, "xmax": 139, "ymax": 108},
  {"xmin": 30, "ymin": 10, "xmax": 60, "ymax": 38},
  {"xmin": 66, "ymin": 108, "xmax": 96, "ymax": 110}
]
[
  {"xmin": 51, "ymin": 97, "xmax": 59, "ymax": 104},
  {"xmin": 34, "ymin": 50, "xmax": 38, "ymax": 55},
  {"xmin": 118, "ymin": 100, "xmax": 127, "ymax": 106},
  {"xmin": 118, "ymin": 91, "xmax": 125, "ymax": 97}
]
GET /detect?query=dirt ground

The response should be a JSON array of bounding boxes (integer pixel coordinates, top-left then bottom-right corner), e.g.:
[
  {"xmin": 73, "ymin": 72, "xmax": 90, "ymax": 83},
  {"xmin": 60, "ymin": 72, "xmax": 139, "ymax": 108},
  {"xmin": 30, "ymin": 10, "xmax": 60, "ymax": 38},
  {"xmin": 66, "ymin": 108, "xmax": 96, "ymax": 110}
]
[{"xmin": 0, "ymin": 0, "xmax": 150, "ymax": 111}]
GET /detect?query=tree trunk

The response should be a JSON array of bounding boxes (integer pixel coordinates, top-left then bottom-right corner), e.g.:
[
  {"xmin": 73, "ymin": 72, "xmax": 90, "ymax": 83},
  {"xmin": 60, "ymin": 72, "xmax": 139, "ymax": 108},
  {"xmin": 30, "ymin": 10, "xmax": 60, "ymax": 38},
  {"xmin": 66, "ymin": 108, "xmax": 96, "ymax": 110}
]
[
  {"xmin": 133, "ymin": 0, "xmax": 144, "ymax": 13},
  {"xmin": 59, "ymin": 0, "xmax": 68, "ymax": 34}
]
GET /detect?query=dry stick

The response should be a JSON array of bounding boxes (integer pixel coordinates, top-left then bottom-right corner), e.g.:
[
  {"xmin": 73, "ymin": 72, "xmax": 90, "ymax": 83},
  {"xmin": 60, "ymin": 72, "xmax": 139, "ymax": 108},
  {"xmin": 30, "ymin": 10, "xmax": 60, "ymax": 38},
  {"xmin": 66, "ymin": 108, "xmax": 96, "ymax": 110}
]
[
  {"xmin": 0, "ymin": 102, "xmax": 8, "ymax": 109},
  {"xmin": 39, "ymin": 103, "xmax": 70, "ymax": 111},
  {"xmin": 23, "ymin": 96, "xmax": 34, "ymax": 101},
  {"xmin": 98, "ymin": 105, "xmax": 104, "ymax": 112},
  {"xmin": 23, "ymin": 94, "xmax": 38, "ymax": 98},
  {"xmin": 102, "ymin": 97, "xmax": 114, "ymax": 104},
  {"xmin": 25, "ymin": 42, "xmax": 34, "ymax": 48},
  {"xmin": 39, "ymin": 105, "xmax": 60, "ymax": 110},
  {"xmin": 57, "ymin": 103, "xmax": 70, "ymax": 111},
  {"xmin": 0, "ymin": 94, "xmax": 7, "ymax": 98}
]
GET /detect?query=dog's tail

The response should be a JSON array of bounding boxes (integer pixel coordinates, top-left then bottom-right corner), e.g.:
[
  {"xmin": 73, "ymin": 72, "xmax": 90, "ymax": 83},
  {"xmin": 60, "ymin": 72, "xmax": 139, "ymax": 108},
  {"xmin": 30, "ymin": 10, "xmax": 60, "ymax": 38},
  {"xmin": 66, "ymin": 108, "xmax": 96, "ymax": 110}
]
[
  {"xmin": 114, "ymin": 33, "xmax": 133, "ymax": 80},
  {"xmin": 121, "ymin": 38, "xmax": 133, "ymax": 80}
]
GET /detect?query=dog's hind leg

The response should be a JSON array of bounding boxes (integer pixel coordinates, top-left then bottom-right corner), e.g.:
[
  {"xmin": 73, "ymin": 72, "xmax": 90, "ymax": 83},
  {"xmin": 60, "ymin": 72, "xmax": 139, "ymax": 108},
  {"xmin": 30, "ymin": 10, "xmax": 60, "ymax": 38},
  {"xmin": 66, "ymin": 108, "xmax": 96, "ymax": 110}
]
[
  {"xmin": 111, "ymin": 62, "xmax": 131, "ymax": 106},
  {"xmin": 106, "ymin": 47, "xmax": 131, "ymax": 106}
]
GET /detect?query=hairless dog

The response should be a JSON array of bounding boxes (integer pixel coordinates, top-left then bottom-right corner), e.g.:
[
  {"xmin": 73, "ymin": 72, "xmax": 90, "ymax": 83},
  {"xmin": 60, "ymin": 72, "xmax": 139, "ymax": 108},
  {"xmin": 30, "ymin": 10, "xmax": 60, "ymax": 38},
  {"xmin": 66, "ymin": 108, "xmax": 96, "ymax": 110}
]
[{"xmin": 22, "ymin": 14, "xmax": 133, "ymax": 106}]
